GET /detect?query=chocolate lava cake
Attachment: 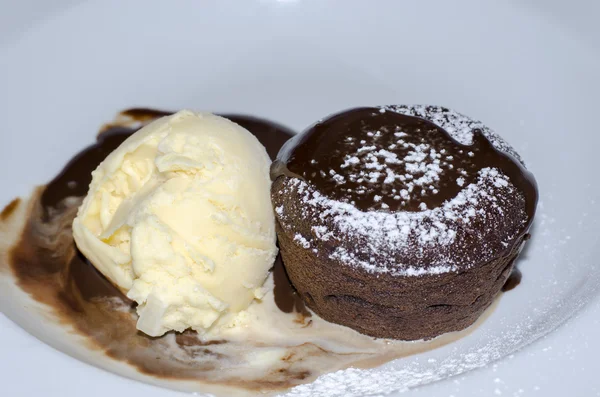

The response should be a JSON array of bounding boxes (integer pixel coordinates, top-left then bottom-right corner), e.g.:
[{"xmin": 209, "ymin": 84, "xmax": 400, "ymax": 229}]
[{"xmin": 270, "ymin": 106, "xmax": 538, "ymax": 341}]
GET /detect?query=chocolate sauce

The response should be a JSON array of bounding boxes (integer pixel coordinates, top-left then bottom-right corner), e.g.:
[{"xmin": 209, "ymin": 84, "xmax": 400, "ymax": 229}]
[
  {"xmin": 6, "ymin": 109, "xmax": 310, "ymax": 388},
  {"xmin": 0, "ymin": 198, "xmax": 20, "ymax": 221},
  {"xmin": 502, "ymin": 269, "xmax": 522, "ymax": 292},
  {"xmin": 272, "ymin": 255, "xmax": 310, "ymax": 317},
  {"xmin": 272, "ymin": 107, "xmax": 537, "ymax": 225},
  {"xmin": 118, "ymin": 107, "xmax": 172, "ymax": 121}
]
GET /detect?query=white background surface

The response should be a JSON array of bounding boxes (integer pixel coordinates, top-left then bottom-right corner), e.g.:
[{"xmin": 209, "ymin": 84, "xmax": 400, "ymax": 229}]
[{"xmin": 1, "ymin": 1, "xmax": 599, "ymax": 396}]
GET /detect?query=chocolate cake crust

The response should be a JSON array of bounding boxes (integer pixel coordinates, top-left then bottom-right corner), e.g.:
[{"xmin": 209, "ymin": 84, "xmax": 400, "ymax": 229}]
[{"xmin": 271, "ymin": 106, "xmax": 538, "ymax": 340}]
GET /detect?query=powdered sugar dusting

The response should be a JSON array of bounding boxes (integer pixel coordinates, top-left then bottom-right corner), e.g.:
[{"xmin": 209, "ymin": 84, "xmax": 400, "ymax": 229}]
[
  {"xmin": 294, "ymin": 233, "xmax": 311, "ymax": 249},
  {"xmin": 274, "ymin": 167, "xmax": 526, "ymax": 276},
  {"xmin": 338, "ymin": 130, "xmax": 451, "ymax": 207},
  {"xmin": 384, "ymin": 105, "xmax": 522, "ymax": 163},
  {"xmin": 273, "ymin": 105, "xmax": 530, "ymax": 276}
]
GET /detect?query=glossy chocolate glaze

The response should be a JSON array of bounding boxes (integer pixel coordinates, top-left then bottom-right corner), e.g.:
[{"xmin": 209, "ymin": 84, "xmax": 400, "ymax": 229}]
[
  {"xmin": 273, "ymin": 107, "xmax": 537, "ymax": 223},
  {"xmin": 502, "ymin": 269, "xmax": 523, "ymax": 292},
  {"xmin": 272, "ymin": 255, "xmax": 310, "ymax": 317}
]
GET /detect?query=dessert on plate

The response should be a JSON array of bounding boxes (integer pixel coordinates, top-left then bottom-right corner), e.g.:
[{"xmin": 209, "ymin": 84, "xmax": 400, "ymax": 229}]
[
  {"xmin": 271, "ymin": 105, "xmax": 538, "ymax": 340},
  {"xmin": 0, "ymin": 105, "xmax": 537, "ymax": 395}
]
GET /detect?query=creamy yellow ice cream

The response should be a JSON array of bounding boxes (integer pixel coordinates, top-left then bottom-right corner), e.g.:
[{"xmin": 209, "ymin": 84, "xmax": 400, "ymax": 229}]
[{"xmin": 72, "ymin": 110, "xmax": 277, "ymax": 337}]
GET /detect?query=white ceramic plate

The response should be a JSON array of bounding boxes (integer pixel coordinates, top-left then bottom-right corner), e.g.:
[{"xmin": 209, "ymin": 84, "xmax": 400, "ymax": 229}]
[{"xmin": 1, "ymin": 1, "xmax": 599, "ymax": 396}]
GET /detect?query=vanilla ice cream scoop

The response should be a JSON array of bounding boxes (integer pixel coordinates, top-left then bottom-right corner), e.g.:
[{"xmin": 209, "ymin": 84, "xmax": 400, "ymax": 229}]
[{"xmin": 72, "ymin": 110, "xmax": 278, "ymax": 337}]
